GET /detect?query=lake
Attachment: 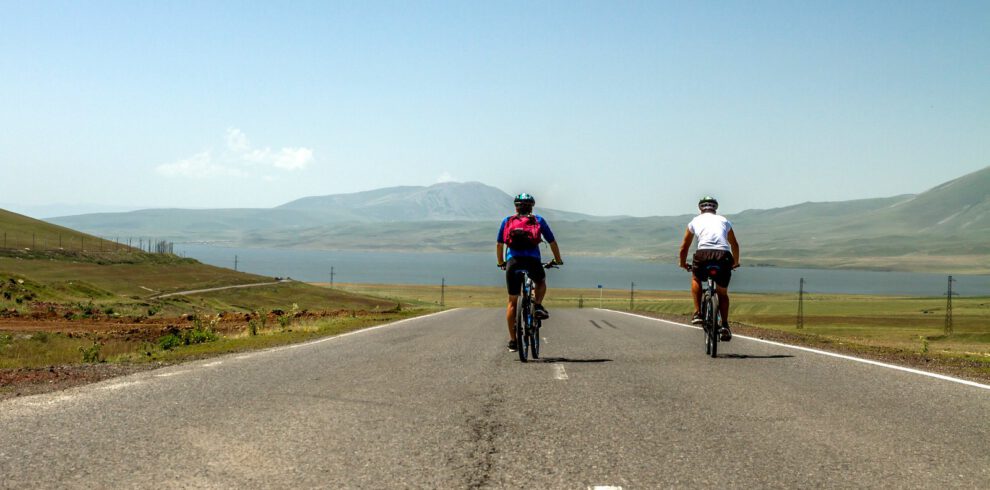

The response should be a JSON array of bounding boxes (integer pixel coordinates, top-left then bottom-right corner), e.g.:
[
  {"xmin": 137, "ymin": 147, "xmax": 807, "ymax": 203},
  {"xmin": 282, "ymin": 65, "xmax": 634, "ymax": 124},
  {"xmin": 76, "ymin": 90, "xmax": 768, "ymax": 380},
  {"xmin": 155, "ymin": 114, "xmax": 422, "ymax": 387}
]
[{"xmin": 174, "ymin": 244, "xmax": 990, "ymax": 297}]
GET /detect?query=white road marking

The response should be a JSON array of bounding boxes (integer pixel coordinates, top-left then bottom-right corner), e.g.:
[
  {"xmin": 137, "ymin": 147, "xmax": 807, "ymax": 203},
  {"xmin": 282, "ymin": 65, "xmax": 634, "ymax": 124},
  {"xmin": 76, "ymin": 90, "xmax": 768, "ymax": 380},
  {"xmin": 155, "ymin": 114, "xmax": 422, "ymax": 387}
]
[
  {"xmin": 100, "ymin": 381, "xmax": 143, "ymax": 391},
  {"xmin": 155, "ymin": 370, "xmax": 191, "ymax": 378},
  {"xmin": 554, "ymin": 364, "xmax": 569, "ymax": 380},
  {"xmin": 589, "ymin": 486, "xmax": 623, "ymax": 490},
  {"xmin": 602, "ymin": 309, "xmax": 990, "ymax": 391},
  {"xmin": 269, "ymin": 308, "xmax": 461, "ymax": 352},
  {"xmin": 234, "ymin": 354, "xmax": 255, "ymax": 360},
  {"xmin": 0, "ymin": 309, "xmax": 462, "ymax": 411}
]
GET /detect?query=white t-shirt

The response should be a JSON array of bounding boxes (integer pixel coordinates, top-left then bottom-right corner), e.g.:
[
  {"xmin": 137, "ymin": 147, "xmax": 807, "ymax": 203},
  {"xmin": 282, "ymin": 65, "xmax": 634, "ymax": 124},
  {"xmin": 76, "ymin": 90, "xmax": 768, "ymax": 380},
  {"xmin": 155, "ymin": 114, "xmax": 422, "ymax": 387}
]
[{"xmin": 688, "ymin": 213, "xmax": 733, "ymax": 251}]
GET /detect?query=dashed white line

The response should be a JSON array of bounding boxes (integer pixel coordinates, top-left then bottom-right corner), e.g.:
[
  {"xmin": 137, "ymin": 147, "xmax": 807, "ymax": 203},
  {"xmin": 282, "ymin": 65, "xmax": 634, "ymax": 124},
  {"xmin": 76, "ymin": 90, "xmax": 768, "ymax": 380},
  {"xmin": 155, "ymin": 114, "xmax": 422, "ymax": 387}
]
[
  {"xmin": 202, "ymin": 361, "xmax": 222, "ymax": 367},
  {"xmin": 602, "ymin": 309, "xmax": 990, "ymax": 391},
  {"xmin": 554, "ymin": 364, "xmax": 569, "ymax": 380},
  {"xmin": 589, "ymin": 486, "xmax": 623, "ymax": 490}
]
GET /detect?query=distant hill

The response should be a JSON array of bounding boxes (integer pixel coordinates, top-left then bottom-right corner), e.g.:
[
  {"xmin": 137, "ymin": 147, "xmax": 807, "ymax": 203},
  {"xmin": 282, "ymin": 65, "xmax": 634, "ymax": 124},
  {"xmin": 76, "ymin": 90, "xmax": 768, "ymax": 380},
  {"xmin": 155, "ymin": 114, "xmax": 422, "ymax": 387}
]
[
  {"xmin": 48, "ymin": 182, "xmax": 594, "ymax": 238},
  {"xmin": 278, "ymin": 182, "xmax": 590, "ymax": 221},
  {"xmin": 42, "ymin": 168, "xmax": 990, "ymax": 273}
]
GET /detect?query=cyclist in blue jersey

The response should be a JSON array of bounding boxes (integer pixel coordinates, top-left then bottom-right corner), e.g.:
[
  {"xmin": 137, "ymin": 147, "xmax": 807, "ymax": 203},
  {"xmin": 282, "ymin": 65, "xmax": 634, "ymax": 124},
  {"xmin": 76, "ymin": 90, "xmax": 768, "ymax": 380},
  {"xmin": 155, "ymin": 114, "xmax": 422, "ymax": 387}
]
[{"xmin": 497, "ymin": 193, "xmax": 563, "ymax": 352}]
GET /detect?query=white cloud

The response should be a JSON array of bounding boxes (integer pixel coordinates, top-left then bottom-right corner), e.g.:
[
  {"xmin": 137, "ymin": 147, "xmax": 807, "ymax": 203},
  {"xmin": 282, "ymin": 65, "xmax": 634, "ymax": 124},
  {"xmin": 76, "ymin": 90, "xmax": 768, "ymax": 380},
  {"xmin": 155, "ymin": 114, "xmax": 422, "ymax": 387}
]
[
  {"xmin": 437, "ymin": 171, "xmax": 456, "ymax": 183},
  {"xmin": 155, "ymin": 151, "xmax": 248, "ymax": 179},
  {"xmin": 156, "ymin": 128, "xmax": 314, "ymax": 179}
]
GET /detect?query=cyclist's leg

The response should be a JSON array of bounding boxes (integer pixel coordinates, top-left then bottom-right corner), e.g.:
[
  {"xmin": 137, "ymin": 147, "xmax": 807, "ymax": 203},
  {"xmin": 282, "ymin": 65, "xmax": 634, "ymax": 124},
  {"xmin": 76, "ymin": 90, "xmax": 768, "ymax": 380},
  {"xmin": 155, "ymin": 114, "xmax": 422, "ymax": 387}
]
[
  {"xmin": 505, "ymin": 258, "xmax": 525, "ymax": 342},
  {"xmin": 714, "ymin": 252, "xmax": 734, "ymax": 328},
  {"xmin": 715, "ymin": 286, "xmax": 729, "ymax": 326},
  {"xmin": 691, "ymin": 276, "xmax": 703, "ymax": 313},
  {"xmin": 506, "ymin": 295, "xmax": 519, "ymax": 340},
  {"xmin": 690, "ymin": 250, "xmax": 708, "ymax": 317},
  {"xmin": 518, "ymin": 257, "xmax": 549, "ymax": 319}
]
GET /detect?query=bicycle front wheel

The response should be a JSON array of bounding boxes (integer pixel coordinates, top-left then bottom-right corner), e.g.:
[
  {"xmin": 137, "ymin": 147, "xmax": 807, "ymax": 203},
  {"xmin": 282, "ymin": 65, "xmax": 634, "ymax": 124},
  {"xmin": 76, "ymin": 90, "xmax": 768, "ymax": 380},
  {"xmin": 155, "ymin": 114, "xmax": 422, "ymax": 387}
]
[{"xmin": 530, "ymin": 320, "xmax": 540, "ymax": 359}]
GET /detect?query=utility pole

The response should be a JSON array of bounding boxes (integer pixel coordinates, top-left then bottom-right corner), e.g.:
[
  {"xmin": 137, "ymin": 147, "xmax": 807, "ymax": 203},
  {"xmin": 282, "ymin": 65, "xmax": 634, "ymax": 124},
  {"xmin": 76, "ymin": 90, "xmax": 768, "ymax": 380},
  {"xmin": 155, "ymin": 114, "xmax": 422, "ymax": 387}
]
[
  {"xmin": 234, "ymin": 255, "xmax": 238, "ymax": 271},
  {"xmin": 441, "ymin": 277, "xmax": 446, "ymax": 307},
  {"xmin": 797, "ymin": 277, "xmax": 805, "ymax": 329},
  {"xmin": 630, "ymin": 282, "xmax": 635, "ymax": 310},
  {"xmin": 598, "ymin": 284, "xmax": 604, "ymax": 309},
  {"xmin": 945, "ymin": 275, "xmax": 956, "ymax": 335},
  {"xmin": 329, "ymin": 266, "xmax": 335, "ymax": 289}
]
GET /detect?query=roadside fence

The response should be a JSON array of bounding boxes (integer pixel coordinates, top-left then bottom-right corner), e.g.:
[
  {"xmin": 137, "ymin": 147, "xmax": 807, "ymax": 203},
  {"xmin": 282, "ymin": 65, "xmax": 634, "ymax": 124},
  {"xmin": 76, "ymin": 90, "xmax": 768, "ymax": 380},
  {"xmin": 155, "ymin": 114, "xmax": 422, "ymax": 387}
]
[{"xmin": 0, "ymin": 230, "xmax": 174, "ymax": 255}]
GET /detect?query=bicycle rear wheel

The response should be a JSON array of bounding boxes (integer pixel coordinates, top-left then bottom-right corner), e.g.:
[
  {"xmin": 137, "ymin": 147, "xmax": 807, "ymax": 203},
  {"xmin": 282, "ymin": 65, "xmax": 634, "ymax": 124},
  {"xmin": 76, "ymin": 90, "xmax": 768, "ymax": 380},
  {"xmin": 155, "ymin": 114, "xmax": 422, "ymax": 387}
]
[
  {"xmin": 707, "ymin": 293, "xmax": 719, "ymax": 358},
  {"xmin": 701, "ymin": 292, "xmax": 713, "ymax": 355},
  {"xmin": 516, "ymin": 294, "xmax": 529, "ymax": 362}
]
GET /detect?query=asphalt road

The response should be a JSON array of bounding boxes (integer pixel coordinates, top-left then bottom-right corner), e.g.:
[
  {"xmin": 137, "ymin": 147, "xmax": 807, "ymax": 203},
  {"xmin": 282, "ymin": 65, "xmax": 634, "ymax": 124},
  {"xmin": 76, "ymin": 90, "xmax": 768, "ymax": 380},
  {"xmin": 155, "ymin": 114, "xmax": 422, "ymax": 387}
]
[{"xmin": 1, "ymin": 308, "xmax": 988, "ymax": 488}]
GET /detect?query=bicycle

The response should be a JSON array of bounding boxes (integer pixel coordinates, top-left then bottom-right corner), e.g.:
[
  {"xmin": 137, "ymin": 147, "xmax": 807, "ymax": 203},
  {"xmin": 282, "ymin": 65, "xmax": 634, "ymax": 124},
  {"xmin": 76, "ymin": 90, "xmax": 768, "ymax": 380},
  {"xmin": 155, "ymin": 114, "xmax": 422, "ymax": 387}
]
[
  {"xmin": 513, "ymin": 262, "xmax": 558, "ymax": 363},
  {"xmin": 694, "ymin": 263, "xmax": 722, "ymax": 358}
]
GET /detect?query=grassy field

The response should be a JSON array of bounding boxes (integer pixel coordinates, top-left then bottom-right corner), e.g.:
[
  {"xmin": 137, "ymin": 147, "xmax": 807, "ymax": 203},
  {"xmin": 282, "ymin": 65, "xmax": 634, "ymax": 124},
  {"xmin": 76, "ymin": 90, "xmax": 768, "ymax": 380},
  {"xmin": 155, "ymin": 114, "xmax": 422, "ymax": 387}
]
[
  {"xmin": 333, "ymin": 282, "xmax": 990, "ymax": 363},
  {"xmin": 0, "ymin": 212, "xmax": 435, "ymax": 380}
]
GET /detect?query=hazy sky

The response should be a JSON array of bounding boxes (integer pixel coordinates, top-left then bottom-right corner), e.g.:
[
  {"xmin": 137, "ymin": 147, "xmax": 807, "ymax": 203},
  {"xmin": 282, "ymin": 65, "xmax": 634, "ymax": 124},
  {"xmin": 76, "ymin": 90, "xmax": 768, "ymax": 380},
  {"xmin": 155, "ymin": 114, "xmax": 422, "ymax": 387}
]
[{"xmin": 2, "ymin": 1, "xmax": 987, "ymax": 218}]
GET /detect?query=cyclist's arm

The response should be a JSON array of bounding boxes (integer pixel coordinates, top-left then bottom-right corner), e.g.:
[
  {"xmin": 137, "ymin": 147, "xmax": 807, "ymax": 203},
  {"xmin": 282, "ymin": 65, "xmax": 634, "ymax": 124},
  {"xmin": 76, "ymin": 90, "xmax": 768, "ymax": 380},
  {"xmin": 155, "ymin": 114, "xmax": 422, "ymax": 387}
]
[
  {"xmin": 678, "ymin": 227, "xmax": 694, "ymax": 269},
  {"xmin": 496, "ymin": 242, "xmax": 506, "ymax": 266},
  {"xmin": 548, "ymin": 241, "xmax": 563, "ymax": 265},
  {"xmin": 728, "ymin": 229, "xmax": 740, "ymax": 268}
]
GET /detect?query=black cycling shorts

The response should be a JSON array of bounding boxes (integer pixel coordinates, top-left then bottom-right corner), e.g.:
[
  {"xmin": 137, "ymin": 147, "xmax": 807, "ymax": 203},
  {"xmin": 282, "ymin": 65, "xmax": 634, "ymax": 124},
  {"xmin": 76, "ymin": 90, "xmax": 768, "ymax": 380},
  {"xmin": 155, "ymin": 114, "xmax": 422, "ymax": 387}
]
[
  {"xmin": 692, "ymin": 249, "xmax": 734, "ymax": 288},
  {"xmin": 505, "ymin": 256, "xmax": 546, "ymax": 296}
]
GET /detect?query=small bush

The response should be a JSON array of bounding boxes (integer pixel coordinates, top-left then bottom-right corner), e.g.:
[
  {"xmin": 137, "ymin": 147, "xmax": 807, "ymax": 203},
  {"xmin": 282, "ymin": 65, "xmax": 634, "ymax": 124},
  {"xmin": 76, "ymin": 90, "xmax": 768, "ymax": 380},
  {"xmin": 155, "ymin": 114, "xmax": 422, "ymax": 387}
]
[
  {"xmin": 278, "ymin": 315, "xmax": 291, "ymax": 330},
  {"xmin": 248, "ymin": 320, "xmax": 258, "ymax": 336},
  {"xmin": 30, "ymin": 332, "xmax": 50, "ymax": 343},
  {"xmin": 103, "ymin": 306, "xmax": 115, "ymax": 315},
  {"xmin": 158, "ymin": 333, "xmax": 182, "ymax": 350},
  {"xmin": 0, "ymin": 333, "xmax": 12, "ymax": 348},
  {"xmin": 80, "ymin": 341, "xmax": 102, "ymax": 363},
  {"xmin": 183, "ymin": 326, "xmax": 218, "ymax": 345}
]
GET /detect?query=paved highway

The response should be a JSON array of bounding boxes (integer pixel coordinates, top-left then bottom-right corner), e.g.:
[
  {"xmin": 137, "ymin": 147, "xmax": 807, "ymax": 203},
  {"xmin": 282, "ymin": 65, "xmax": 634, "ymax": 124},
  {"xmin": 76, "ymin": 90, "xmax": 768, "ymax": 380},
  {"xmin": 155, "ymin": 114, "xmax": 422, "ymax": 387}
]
[{"xmin": 1, "ymin": 308, "xmax": 987, "ymax": 488}]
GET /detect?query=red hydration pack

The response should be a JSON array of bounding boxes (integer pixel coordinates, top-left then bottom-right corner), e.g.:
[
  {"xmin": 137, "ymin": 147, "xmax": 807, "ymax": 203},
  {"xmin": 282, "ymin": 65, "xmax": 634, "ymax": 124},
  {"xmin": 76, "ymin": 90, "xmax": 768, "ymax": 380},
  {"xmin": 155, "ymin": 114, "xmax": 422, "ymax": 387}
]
[{"xmin": 503, "ymin": 214, "xmax": 542, "ymax": 249}]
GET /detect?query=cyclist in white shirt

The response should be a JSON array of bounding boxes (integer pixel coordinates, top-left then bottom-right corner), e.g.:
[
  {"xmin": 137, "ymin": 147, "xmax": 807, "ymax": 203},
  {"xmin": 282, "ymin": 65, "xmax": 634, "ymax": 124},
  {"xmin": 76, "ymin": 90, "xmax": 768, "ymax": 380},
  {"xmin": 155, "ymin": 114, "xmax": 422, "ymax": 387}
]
[{"xmin": 678, "ymin": 196, "xmax": 740, "ymax": 340}]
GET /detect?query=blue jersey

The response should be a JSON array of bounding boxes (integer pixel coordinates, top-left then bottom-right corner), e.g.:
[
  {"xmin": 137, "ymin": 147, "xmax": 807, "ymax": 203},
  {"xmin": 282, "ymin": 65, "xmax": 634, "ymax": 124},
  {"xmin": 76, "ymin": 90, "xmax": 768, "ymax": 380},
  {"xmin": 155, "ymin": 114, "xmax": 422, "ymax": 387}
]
[{"xmin": 497, "ymin": 214, "xmax": 555, "ymax": 260}]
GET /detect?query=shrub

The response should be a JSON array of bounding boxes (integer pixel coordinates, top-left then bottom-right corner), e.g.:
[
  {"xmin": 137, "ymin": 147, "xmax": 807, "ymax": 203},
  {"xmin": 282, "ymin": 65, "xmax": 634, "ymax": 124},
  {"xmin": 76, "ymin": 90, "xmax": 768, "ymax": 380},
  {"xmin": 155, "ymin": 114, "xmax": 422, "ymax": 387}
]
[
  {"xmin": 278, "ymin": 315, "xmax": 291, "ymax": 330},
  {"xmin": 80, "ymin": 341, "xmax": 102, "ymax": 363},
  {"xmin": 158, "ymin": 333, "xmax": 182, "ymax": 350},
  {"xmin": 248, "ymin": 320, "xmax": 258, "ymax": 336},
  {"xmin": 0, "ymin": 333, "xmax": 12, "ymax": 348},
  {"xmin": 183, "ymin": 325, "xmax": 218, "ymax": 345},
  {"xmin": 30, "ymin": 332, "xmax": 50, "ymax": 343}
]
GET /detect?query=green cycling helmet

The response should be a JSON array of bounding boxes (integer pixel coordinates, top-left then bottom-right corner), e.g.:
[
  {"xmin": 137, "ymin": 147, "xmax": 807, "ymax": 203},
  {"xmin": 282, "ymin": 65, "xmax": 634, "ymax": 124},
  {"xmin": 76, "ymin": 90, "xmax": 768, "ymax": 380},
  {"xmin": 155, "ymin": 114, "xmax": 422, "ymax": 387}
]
[{"xmin": 698, "ymin": 196, "xmax": 718, "ymax": 211}]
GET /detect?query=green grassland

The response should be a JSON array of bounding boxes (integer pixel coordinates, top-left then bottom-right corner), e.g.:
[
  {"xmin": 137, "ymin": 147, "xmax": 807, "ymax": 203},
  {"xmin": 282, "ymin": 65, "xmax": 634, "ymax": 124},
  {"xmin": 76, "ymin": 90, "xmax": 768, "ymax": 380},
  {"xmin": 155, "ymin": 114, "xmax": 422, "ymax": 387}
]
[{"xmin": 0, "ymin": 210, "xmax": 435, "ymax": 378}]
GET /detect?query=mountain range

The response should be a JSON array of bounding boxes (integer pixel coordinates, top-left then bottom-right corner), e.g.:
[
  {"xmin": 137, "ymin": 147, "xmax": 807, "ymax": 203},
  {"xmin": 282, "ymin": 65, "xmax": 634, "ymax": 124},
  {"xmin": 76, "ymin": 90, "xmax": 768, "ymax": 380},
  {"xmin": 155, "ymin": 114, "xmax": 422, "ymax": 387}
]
[{"xmin": 43, "ymin": 166, "xmax": 990, "ymax": 273}]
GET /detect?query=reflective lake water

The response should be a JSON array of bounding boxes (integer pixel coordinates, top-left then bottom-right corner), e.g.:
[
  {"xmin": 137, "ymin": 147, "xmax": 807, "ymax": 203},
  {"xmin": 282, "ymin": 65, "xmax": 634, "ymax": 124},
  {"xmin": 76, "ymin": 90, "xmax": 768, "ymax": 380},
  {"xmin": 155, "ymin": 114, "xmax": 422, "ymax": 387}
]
[{"xmin": 175, "ymin": 245, "xmax": 990, "ymax": 296}]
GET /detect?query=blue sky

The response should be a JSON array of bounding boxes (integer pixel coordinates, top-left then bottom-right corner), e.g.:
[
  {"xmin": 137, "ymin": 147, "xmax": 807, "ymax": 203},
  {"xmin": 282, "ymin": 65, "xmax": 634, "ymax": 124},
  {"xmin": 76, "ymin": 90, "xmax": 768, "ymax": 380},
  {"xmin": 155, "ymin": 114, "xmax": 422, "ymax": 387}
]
[{"xmin": 1, "ymin": 1, "xmax": 987, "ymax": 217}]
